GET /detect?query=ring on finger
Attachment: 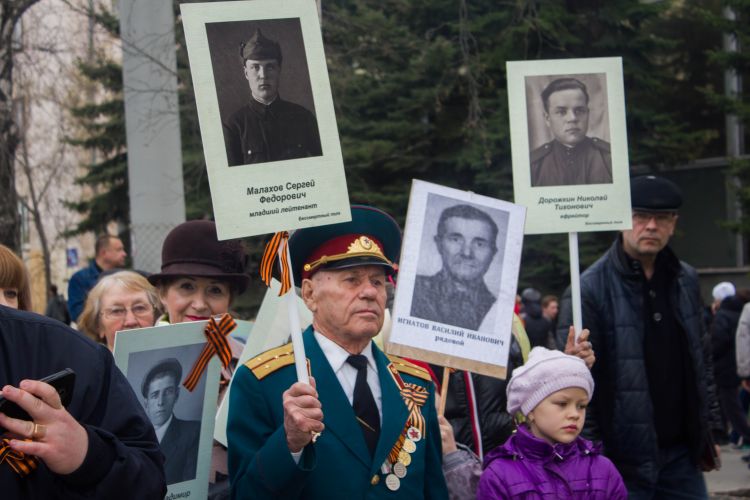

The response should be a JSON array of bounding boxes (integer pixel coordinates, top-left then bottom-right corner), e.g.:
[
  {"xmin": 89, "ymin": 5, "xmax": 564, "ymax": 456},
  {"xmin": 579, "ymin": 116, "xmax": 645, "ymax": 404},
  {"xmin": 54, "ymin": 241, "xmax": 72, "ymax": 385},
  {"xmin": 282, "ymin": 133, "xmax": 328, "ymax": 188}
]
[{"xmin": 31, "ymin": 423, "xmax": 47, "ymax": 440}]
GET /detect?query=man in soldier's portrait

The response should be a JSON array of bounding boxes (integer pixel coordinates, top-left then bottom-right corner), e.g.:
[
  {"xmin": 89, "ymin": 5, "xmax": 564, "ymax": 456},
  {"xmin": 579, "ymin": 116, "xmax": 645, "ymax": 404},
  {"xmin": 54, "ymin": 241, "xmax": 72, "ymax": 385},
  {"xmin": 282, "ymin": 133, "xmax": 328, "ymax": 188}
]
[
  {"xmin": 222, "ymin": 29, "xmax": 322, "ymax": 166},
  {"xmin": 411, "ymin": 204, "xmax": 499, "ymax": 331},
  {"xmin": 141, "ymin": 358, "xmax": 201, "ymax": 485},
  {"xmin": 530, "ymin": 77, "xmax": 612, "ymax": 187}
]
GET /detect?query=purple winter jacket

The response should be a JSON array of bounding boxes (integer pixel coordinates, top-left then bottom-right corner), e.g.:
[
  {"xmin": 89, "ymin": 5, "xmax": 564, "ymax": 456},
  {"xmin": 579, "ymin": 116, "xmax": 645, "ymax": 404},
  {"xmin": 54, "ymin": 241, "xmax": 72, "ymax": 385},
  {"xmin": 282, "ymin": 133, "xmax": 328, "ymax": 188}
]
[{"xmin": 477, "ymin": 425, "xmax": 626, "ymax": 499}]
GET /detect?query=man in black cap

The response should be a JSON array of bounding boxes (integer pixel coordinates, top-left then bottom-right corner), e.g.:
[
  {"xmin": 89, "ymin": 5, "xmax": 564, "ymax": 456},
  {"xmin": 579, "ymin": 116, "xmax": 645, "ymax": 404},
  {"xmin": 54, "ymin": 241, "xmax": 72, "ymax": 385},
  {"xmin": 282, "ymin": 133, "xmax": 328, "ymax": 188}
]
[
  {"xmin": 556, "ymin": 175, "xmax": 723, "ymax": 497},
  {"xmin": 141, "ymin": 358, "xmax": 200, "ymax": 485},
  {"xmin": 530, "ymin": 78, "xmax": 612, "ymax": 187},
  {"xmin": 222, "ymin": 29, "xmax": 322, "ymax": 166},
  {"xmin": 227, "ymin": 206, "xmax": 448, "ymax": 499}
]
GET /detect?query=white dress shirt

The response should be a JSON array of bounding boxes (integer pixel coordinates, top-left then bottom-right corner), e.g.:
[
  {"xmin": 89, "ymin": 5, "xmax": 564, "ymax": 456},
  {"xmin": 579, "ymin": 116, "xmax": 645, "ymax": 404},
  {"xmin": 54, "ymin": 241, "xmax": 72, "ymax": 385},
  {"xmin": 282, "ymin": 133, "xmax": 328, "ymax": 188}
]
[
  {"xmin": 154, "ymin": 414, "xmax": 173, "ymax": 444},
  {"xmin": 291, "ymin": 332, "xmax": 383, "ymax": 463},
  {"xmin": 313, "ymin": 331, "xmax": 383, "ymax": 420}
]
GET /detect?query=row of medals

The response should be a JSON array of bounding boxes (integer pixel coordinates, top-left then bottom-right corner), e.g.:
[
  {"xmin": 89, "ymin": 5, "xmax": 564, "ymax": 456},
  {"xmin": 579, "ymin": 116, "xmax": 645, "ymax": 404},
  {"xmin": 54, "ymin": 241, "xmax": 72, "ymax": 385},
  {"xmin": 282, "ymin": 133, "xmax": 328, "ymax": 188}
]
[{"xmin": 380, "ymin": 426, "xmax": 422, "ymax": 491}]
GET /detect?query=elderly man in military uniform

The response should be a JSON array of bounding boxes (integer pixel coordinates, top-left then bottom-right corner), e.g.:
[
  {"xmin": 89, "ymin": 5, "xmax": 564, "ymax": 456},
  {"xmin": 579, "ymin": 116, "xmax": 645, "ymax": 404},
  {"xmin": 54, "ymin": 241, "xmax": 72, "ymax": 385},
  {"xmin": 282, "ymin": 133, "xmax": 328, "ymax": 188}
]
[
  {"xmin": 411, "ymin": 204, "xmax": 498, "ymax": 331},
  {"xmin": 227, "ymin": 206, "xmax": 448, "ymax": 499},
  {"xmin": 530, "ymin": 77, "xmax": 612, "ymax": 187},
  {"xmin": 222, "ymin": 29, "xmax": 322, "ymax": 166}
]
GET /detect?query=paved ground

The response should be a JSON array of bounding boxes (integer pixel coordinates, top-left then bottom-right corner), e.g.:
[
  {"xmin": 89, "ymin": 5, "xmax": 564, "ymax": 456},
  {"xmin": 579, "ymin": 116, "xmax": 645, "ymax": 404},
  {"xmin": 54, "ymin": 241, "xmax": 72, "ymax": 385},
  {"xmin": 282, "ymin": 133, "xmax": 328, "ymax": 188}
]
[{"xmin": 706, "ymin": 445, "xmax": 750, "ymax": 498}]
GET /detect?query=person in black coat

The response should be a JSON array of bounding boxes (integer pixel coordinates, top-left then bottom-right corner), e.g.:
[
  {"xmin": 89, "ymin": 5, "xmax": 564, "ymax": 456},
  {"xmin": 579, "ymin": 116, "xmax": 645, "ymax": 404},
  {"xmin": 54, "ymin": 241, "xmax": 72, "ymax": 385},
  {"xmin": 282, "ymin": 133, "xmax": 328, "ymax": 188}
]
[
  {"xmin": 557, "ymin": 176, "xmax": 723, "ymax": 496},
  {"xmin": 711, "ymin": 291, "xmax": 750, "ymax": 444},
  {"xmin": 520, "ymin": 288, "xmax": 550, "ymax": 348},
  {"xmin": 0, "ymin": 306, "xmax": 166, "ymax": 499},
  {"xmin": 436, "ymin": 319, "xmax": 528, "ymax": 456}
]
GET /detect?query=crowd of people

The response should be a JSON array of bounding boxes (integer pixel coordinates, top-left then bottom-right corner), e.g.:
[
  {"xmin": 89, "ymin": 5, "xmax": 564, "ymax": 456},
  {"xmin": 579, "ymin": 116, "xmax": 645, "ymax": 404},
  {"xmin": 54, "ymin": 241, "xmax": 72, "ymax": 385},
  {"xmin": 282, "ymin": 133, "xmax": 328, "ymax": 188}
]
[{"xmin": 0, "ymin": 175, "xmax": 747, "ymax": 499}]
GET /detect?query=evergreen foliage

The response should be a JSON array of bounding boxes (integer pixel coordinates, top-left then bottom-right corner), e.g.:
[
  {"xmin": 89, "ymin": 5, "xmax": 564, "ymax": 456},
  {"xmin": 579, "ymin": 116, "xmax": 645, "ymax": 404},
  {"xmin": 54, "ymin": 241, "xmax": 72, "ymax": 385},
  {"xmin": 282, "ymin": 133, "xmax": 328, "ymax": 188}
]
[
  {"xmin": 324, "ymin": 0, "xmax": 726, "ymax": 293},
  {"xmin": 68, "ymin": 0, "xmax": 736, "ymax": 300},
  {"xmin": 695, "ymin": 1, "xmax": 750, "ymax": 237}
]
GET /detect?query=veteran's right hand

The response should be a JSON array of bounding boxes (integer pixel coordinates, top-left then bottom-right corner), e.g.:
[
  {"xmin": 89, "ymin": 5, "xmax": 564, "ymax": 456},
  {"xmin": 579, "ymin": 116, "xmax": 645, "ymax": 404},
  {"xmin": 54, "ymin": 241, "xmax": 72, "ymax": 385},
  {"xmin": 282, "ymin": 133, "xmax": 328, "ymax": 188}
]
[{"xmin": 283, "ymin": 377, "xmax": 324, "ymax": 453}]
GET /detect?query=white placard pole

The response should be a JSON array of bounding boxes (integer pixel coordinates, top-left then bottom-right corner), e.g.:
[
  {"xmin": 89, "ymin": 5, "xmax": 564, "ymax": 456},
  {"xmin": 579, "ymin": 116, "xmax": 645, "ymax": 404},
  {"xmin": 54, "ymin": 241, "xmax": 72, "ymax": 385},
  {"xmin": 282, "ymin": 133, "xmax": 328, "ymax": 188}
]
[
  {"xmin": 278, "ymin": 242, "xmax": 309, "ymax": 384},
  {"xmin": 568, "ymin": 232, "xmax": 583, "ymax": 341}
]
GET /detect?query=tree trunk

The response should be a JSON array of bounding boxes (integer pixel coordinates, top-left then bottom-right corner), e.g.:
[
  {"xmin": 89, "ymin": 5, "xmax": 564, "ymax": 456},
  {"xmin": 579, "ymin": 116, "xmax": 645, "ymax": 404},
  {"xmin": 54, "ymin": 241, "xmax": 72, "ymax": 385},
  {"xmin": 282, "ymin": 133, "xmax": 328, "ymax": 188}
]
[
  {"xmin": 19, "ymin": 135, "xmax": 51, "ymax": 295},
  {"xmin": 0, "ymin": 1, "xmax": 42, "ymax": 252}
]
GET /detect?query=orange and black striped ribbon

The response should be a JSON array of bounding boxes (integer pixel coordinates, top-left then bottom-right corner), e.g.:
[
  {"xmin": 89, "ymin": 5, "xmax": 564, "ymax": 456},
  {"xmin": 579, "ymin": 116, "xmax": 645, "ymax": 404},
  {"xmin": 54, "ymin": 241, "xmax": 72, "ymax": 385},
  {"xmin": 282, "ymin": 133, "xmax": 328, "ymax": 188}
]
[
  {"xmin": 182, "ymin": 314, "xmax": 236, "ymax": 391},
  {"xmin": 385, "ymin": 366, "xmax": 429, "ymax": 464},
  {"xmin": 401, "ymin": 383, "xmax": 428, "ymax": 436},
  {"xmin": 259, "ymin": 231, "xmax": 291, "ymax": 296},
  {"xmin": 0, "ymin": 438, "xmax": 37, "ymax": 477}
]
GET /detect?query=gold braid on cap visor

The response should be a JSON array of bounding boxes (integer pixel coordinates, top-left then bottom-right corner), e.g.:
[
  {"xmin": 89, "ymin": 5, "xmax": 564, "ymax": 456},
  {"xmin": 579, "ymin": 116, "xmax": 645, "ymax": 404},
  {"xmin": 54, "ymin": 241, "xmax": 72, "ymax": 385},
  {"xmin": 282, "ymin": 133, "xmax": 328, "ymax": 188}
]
[{"xmin": 303, "ymin": 236, "xmax": 393, "ymax": 274}]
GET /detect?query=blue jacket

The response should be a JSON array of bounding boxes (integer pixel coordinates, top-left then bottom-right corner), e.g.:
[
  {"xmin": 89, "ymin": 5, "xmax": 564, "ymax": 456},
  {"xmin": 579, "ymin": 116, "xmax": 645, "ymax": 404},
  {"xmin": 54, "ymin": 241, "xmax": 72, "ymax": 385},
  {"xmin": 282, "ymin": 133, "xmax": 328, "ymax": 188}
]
[
  {"xmin": 67, "ymin": 260, "xmax": 101, "ymax": 322},
  {"xmin": 0, "ymin": 306, "xmax": 166, "ymax": 499},
  {"xmin": 227, "ymin": 326, "xmax": 448, "ymax": 499},
  {"xmin": 556, "ymin": 238, "xmax": 722, "ymax": 485}
]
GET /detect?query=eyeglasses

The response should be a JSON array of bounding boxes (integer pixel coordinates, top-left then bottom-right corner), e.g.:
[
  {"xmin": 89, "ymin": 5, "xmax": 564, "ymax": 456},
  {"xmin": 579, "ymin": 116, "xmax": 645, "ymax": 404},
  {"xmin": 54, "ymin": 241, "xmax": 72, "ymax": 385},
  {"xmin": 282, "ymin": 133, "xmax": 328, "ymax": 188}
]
[
  {"xmin": 102, "ymin": 303, "xmax": 153, "ymax": 320},
  {"xmin": 632, "ymin": 211, "xmax": 676, "ymax": 225}
]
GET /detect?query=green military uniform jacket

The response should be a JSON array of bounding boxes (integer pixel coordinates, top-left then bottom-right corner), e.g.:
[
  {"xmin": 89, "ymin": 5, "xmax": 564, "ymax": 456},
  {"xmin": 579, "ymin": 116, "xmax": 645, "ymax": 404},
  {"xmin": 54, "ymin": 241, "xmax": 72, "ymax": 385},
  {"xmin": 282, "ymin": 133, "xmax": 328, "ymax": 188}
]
[
  {"xmin": 227, "ymin": 326, "xmax": 448, "ymax": 499},
  {"xmin": 530, "ymin": 136, "xmax": 612, "ymax": 187}
]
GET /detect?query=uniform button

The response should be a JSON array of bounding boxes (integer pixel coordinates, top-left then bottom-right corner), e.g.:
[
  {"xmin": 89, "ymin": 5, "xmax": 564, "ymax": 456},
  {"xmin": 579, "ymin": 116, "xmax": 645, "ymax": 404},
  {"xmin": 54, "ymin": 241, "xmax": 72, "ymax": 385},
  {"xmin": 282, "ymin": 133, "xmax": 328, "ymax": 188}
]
[
  {"xmin": 653, "ymin": 312, "xmax": 662, "ymax": 322},
  {"xmin": 371, "ymin": 475, "xmax": 380, "ymax": 485},
  {"xmin": 649, "ymin": 290, "xmax": 656, "ymax": 298}
]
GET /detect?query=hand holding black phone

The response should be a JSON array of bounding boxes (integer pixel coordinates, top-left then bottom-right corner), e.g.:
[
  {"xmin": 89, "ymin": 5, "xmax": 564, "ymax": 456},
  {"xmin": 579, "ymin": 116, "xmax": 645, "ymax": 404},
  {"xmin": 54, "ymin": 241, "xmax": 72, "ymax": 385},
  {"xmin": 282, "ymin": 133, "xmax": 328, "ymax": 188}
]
[{"xmin": 0, "ymin": 368, "xmax": 76, "ymax": 423}]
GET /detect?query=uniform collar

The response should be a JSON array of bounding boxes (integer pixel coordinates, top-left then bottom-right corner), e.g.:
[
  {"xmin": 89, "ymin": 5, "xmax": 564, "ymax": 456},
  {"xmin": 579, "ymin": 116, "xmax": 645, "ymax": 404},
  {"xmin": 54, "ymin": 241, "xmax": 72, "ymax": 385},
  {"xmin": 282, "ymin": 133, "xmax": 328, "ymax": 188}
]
[
  {"xmin": 248, "ymin": 95, "xmax": 281, "ymax": 116},
  {"xmin": 434, "ymin": 269, "xmax": 492, "ymax": 298},
  {"xmin": 313, "ymin": 330, "xmax": 376, "ymax": 374}
]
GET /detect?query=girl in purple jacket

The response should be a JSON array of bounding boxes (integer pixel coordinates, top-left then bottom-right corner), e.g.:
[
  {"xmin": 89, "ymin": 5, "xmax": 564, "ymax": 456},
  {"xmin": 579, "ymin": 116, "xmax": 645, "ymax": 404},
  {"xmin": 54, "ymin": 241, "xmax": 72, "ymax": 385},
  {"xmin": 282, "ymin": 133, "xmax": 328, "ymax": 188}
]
[{"xmin": 477, "ymin": 347, "xmax": 626, "ymax": 499}]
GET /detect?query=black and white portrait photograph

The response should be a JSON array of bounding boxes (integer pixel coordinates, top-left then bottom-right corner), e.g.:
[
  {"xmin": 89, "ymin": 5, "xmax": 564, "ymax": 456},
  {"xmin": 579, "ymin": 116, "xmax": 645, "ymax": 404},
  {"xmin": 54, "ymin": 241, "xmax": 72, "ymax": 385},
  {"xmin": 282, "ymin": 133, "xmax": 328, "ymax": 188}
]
[
  {"xmin": 526, "ymin": 73, "xmax": 611, "ymax": 187},
  {"xmin": 113, "ymin": 322, "xmax": 222, "ymax": 498},
  {"xmin": 410, "ymin": 193, "xmax": 509, "ymax": 333},
  {"xmin": 206, "ymin": 18, "xmax": 322, "ymax": 167},
  {"xmin": 127, "ymin": 344, "xmax": 206, "ymax": 486},
  {"xmin": 388, "ymin": 180, "xmax": 526, "ymax": 378},
  {"xmin": 507, "ymin": 57, "xmax": 632, "ymax": 235},
  {"xmin": 180, "ymin": 0, "xmax": 351, "ymax": 239}
]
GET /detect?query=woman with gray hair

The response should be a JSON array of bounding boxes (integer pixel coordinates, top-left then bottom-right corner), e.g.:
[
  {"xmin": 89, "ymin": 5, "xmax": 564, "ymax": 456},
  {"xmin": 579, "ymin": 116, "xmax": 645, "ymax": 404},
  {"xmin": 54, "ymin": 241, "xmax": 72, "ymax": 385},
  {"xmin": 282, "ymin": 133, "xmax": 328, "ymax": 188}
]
[{"xmin": 78, "ymin": 270, "xmax": 160, "ymax": 350}]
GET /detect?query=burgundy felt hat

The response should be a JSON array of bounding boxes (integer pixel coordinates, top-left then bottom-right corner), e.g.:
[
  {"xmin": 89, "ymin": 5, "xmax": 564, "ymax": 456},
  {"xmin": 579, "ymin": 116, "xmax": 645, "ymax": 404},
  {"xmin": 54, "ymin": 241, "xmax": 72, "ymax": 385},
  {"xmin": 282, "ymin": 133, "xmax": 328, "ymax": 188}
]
[{"xmin": 148, "ymin": 220, "xmax": 250, "ymax": 294}]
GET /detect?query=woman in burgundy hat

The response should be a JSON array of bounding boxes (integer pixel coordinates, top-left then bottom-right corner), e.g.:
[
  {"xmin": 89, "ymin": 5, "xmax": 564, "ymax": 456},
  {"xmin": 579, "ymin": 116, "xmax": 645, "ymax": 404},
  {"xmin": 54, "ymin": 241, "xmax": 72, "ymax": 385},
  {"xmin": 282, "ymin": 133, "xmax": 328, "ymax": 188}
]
[
  {"xmin": 148, "ymin": 220, "xmax": 249, "ymax": 325},
  {"xmin": 148, "ymin": 219, "xmax": 250, "ymax": 498}
]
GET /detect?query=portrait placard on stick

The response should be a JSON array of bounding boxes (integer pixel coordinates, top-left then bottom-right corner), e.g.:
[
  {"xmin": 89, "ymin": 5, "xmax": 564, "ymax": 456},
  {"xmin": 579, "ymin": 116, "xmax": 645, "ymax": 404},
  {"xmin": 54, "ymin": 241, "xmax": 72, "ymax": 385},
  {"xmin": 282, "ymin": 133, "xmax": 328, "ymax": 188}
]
[
  {"xmin": 387, "ymin": 180, "xmax": 526, "ymax": 379},
  {"xmin": 181, "ymin": 0, "xmax": 350, "ymax": 239},
  {"xmin": 113, "ymin": 322, "xmax": 222, "ymax": 499},
  {"xmin": 507, "ymin": 57, "xmax": 631, "ymax": 235}
]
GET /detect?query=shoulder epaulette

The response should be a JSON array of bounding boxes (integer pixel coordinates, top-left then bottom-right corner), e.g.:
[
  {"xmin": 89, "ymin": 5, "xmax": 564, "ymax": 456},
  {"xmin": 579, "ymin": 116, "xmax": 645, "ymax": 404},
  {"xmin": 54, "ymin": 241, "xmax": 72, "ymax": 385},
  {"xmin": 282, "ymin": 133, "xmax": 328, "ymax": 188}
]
[
  {"xmin": 590, "ymin": 137, "xmax": 610, "ymax": 153},
  {"xmin": 244, "ymin": 342, "xmax": 295, "ymax": 380},
  {"xmin": 530, "ymin": 142, "xmax": 553, "ymax": 163},
  {"xmin": 386, "ymin": 355, "xmax": 431, "ymax": 382}
]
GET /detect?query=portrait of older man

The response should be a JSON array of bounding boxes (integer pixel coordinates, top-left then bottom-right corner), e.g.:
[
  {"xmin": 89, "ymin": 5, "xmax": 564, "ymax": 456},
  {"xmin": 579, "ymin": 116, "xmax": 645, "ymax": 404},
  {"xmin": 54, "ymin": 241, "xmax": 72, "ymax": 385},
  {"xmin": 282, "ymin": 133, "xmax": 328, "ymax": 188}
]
[
  {"xmin": 141, "ymin": 358, "xmax": 201, "ymax": 485},
  {"xmin": 530, "ymin": 77, "xmax": 612, "ymax": 187},
  {"xmin": 411, "ymin": 203, "xmax": 499, "ymax": 331},
  {"xmin": 222, "ymin": 28, "xmax": 322, "ymax": 166}
]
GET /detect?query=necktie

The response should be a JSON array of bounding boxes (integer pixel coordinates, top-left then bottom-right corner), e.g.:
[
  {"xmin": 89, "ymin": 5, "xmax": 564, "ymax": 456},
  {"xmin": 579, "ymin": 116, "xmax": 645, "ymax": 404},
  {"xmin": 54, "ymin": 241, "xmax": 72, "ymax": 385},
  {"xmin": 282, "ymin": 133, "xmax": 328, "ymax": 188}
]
[{"xmin": 346, "ymin": 354, "xmax": 380, "ymax": 456}]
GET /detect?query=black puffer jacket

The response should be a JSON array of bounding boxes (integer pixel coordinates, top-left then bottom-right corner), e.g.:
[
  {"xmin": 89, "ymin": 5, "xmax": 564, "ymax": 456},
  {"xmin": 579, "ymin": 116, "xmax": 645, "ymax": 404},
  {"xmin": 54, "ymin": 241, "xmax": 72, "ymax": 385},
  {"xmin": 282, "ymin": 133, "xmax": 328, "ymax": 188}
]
[
  {"xmin": 435, "ymin": 331, "xmax": 525, "ymax": 455},
  {"xmin": 711, "ymin": 295, "xmax": 747, "ymax": 388},
  {"xmin": 556, "ymin": 238, "xmax": 722, "ymax": 486}
]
